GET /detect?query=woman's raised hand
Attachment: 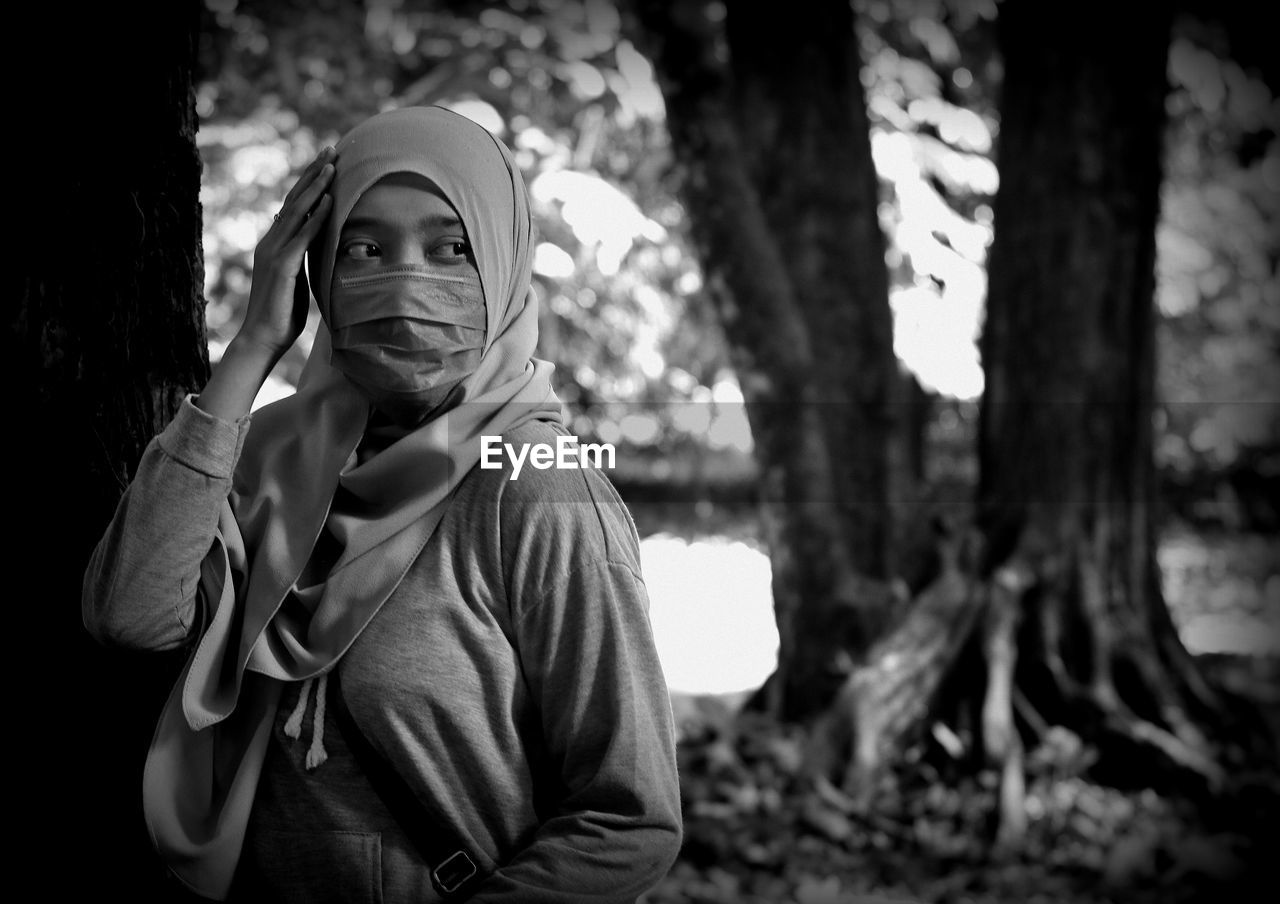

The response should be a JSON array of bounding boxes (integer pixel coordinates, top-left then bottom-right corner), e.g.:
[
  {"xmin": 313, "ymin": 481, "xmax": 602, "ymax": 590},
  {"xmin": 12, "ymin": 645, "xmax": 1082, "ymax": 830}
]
[
  {"xmin": 239, "ymin": 146, "xmax": 336, "ymax": 358},
  {"xmin": 195, "ymin": 147, "xmax": 335, "ymax": 422}
]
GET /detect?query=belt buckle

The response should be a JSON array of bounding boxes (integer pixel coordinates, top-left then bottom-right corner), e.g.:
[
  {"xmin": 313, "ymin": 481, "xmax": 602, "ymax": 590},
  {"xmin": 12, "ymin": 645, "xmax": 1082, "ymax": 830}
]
[{"xmin": 432, "ymin": 850, "xmax": 478, "ymax": 895}]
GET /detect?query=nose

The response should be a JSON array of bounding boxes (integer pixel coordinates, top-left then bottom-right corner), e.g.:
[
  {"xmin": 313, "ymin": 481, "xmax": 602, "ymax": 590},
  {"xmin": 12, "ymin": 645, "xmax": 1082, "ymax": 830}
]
[{"xmin": 384, "ymin": 237, "xmax": 428, "ymax": 267}]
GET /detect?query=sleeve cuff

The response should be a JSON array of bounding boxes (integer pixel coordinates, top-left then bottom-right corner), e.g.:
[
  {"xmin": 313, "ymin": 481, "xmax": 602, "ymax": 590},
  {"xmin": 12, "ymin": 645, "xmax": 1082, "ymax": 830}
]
[{"xmin": 156, "ymin": 394, "xmax": 253, "ymax": 480}]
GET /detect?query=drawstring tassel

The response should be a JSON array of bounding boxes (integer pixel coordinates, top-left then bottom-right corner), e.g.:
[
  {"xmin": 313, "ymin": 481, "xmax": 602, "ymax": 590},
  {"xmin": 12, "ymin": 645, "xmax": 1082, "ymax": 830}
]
[
  {"xmin": 284, "ymin": 676, "xmax": 314, "ymax": 739},
  {"xmin": 305, "ymin": 672, "xmax": 330, "ymax": 770},
  {"xmin": 282, "ymin": 673, "xmax": 331, "ymax": 770}
]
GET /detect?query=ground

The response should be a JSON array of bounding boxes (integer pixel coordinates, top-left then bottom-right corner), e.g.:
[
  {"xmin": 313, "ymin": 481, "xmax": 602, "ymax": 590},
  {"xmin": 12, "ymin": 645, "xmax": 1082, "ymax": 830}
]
[{"xmin": 633, "ymin": 509, "xmax": 1279, "ymax": 904}]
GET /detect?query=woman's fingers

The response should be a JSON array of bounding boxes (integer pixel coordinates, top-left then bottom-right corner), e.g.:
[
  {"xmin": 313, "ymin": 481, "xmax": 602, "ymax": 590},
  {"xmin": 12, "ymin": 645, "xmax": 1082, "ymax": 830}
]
[
  {"xmin": 287, "ymin": 194, "xmax": 331, "ymax": 321},
  {"xmin": 292, "ymin": 163, "xmax": 335, "ymax": 227},
  {"xmin": 289, "ymin": 193, "xmax": 332, "ymax": 250},
  {"xmin": 240, "ymin": 145, "xmax": 336, "ymax": 351},
  {"xmin": 281, "ymin": 146, "xmax": 335, "ymax": 208},
  {"xmin": 272, "ymin": 147, "xmax": 336, "ymax": 234},
  {"xmin": 273, "ymin": 171, "xmax": 333, "ymax": 257}
]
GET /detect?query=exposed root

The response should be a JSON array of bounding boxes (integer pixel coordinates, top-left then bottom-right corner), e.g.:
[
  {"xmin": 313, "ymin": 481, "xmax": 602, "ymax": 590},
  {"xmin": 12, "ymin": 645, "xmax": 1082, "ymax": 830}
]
[
  {"xmin": 1100, "ymin": 700, "xmax": 1225, "ymax": 788},
  {"xmin": 1012, "ymin": 686, "xmax": 1050, "ymax": 741},
  {"xmin": 985, "ymin": 557, "xmax": 1031, "ymax": 851},
  {"xmin": 805, "ymin": 528, "xmax": 985, "ymax": 806}
]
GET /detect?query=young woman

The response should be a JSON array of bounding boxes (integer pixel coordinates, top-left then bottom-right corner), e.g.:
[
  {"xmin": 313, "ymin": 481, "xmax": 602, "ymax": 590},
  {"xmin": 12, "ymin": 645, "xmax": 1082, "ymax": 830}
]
[{"xmin": 82, "ymin": 106, "xmax": 682, "ymax": 903}]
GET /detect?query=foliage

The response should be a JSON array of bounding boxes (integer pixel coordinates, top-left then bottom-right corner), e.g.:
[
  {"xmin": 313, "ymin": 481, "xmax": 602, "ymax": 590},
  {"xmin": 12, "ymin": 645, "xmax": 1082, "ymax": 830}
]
[
  {"xmin": 1156, "ymin": 15, "xmax": 1280, "ymax": 530},
  {"xmin": 855, "ymin": 0, "xmax": 1000, "ymax": 402},
  {"xmin": 652, "ymin": 698, "xmax": 1274, "ymax": 904},
  {"xmin": 196, "ymin": 0, "xmax": 728, "ymax": 446},
  {"xmin": 1159, "ymin": 528, "xmax": 1280, "ymax": 656},
  {"xmin": 194, "ymin": 1, "xmax": 1275, "ymax": 524},
  {"xmin": 648, "ymin": 504, "xmax": 1279, "ymax": 902}
]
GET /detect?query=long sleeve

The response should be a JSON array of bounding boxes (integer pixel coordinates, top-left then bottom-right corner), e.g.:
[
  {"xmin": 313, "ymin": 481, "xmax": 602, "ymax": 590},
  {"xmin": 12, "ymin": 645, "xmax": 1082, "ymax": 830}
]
[
  {"xmin": 81, "ymin": 395, "xmax": 252, "ymax": 652},
  {"xmin": 476, "ymin": 462, "xmax": 684, "ymax": 903}
]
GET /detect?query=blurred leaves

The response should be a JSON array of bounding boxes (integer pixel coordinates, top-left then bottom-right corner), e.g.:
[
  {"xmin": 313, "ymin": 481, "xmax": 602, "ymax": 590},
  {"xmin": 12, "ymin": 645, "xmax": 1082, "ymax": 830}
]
[
  {"xmin": 197, "ymin": 0, "xmax": 726, "ymax": 442},
  {"xmin": 856, "ymin": 0, "xmax": 999, "ymax": 400},
  {"xmin": 1156, "ymin": 17, "xmax": 1279, "ymax": 527},
  {"xmin": 647, "ymin": 528, "xmax": 1277, "ymax": 902},
  {"xmin": 194, "ymin": 0, "xmax": 1277, "ymax": 530},
  {"xmin": 653, "ymin": 691, "xmax": 1268, "ymax": 904},
  {"xmin": 1159, "ymin": 528, "xmax": 1280, "ymax": 655}
]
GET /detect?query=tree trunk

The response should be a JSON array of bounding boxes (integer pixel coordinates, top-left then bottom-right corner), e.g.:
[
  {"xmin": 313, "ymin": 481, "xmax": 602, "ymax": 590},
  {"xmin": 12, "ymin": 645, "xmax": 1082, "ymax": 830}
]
[
  {"xmin": 975, "ymin": 0, "xmax": 1226, "ymax": 844},
  {"xmin": 803, "ymin": 0, "xmax": 1261, "ymax": 835},
  {"xmin": 627, "ymin": 0, "xmax": 898, "ymax": 722},
  {"xmin": 807, "ymin": 525, "xmax": 984, "ymax": 807},
  {"xmin": 722, "ymin": 2, "xmax": 897, "ymax": 581},
  {"xmin": 11, "ymin": 2, "xmax": 206, "ymax": 893}
]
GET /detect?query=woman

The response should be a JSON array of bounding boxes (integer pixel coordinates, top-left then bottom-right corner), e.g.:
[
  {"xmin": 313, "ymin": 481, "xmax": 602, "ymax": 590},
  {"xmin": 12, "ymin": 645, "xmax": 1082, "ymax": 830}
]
[{"xmin": 82, "ymin": 106, "xmax": 682, "ymax": 903}]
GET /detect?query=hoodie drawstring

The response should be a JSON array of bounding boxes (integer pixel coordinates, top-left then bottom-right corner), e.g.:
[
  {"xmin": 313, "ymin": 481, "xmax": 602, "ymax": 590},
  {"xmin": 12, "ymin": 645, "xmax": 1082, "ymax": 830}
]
[{"xmin": 283, "ymin": 672, "xmax": 330, "ymax": 770}]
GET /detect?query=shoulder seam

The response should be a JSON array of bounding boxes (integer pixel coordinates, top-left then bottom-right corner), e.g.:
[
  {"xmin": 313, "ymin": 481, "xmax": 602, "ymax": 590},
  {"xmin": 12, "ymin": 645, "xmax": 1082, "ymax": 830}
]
[{"xmin": 513, "ymin": 559, "xmax": 646, "ymax": 628}]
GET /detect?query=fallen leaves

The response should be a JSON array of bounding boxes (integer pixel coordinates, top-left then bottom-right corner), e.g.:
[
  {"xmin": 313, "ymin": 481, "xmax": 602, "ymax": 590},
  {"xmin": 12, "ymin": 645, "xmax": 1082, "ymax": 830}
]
[{"xmin": 645, "ymin": 695, "xmax": 1273, "ymax": 904}]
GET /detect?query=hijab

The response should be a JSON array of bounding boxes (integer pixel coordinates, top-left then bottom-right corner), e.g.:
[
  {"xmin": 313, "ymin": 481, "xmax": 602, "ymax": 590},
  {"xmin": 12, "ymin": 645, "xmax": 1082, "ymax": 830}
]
[{"xmin": 141, "ymin": 106, "xmax": 564, "ymax": 899}]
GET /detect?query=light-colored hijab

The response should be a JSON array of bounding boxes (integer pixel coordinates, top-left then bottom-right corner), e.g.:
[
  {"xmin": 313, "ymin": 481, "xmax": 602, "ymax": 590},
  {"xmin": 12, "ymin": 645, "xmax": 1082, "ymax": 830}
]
[{"xmin": 142, "ymin": 106, "xmax": 564, "ymax": 899}]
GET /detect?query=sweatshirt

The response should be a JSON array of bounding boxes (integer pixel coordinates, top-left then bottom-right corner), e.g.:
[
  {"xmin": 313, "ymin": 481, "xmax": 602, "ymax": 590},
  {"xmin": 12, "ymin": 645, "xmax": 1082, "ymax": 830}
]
[{"xmin": 82, "ymin": 396, "xmax": 683, "ymax": 902}]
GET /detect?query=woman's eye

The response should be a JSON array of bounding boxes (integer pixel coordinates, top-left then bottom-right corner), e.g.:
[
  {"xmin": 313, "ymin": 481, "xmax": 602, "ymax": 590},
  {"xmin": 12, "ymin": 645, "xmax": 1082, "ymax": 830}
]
[
  {"xmin": 341, "ymin": 241, "xmax": 380, "ymax": 260},
  {"xmin": 432, "ymin": 240, "xmax": 472, "ymax": 262}
]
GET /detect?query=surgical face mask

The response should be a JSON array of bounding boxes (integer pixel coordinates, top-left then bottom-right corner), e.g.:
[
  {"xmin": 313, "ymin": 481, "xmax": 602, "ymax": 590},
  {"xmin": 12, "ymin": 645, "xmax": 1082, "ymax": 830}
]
[{"xmin": 328, "ymin": 266, "xmax": 487, "ymax": 427}]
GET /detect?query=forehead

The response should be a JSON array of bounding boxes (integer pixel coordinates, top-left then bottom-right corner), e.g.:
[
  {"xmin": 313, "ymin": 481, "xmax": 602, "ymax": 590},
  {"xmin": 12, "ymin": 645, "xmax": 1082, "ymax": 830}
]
[{"xmin": 343, "ymin": 172, "xmax": 462, "ymax": 229}]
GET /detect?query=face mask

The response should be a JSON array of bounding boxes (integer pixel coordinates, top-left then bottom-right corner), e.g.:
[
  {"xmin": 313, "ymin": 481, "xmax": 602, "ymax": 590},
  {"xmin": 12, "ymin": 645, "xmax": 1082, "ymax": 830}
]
[{"xmin": 328, "ymin": 266, "xmax": 487, "ymax": 427}]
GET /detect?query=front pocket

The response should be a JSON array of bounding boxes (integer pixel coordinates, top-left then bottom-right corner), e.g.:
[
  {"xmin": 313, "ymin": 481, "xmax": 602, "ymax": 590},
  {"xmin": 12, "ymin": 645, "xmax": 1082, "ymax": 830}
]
[{"xmin": 240, "ymin": 828, "xmax": 383, "ymax": 904}]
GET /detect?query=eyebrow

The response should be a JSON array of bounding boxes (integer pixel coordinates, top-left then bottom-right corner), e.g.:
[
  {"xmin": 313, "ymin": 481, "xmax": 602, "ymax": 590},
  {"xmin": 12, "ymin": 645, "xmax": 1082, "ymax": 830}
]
[{"xmin": 341, "ymin": 213, "xmax": 464, "ymax": 234}]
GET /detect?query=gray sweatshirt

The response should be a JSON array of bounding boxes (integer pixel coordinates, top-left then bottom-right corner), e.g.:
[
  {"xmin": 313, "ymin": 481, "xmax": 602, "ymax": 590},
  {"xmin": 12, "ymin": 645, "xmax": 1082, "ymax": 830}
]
[{"xmin": 82, "ymin": 397, "xmax": 683, "ymax": 903}]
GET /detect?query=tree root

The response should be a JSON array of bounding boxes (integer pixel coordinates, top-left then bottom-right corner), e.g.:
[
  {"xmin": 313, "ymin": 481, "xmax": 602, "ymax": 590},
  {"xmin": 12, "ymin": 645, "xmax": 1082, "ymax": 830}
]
[
  {"xmin": 1100, "ymin": 702, "xmax": 1225, "ymax": 788},
  {"xmin": 809, "ymin": 506, "xmax": 1236, "ymax": 856},
  {"xmin": 804, "ymin": 528, "xmax": 985, "ymax": 806},
  {"xmin": 985, "ymin": 559, "xmax": 1031, "ymax": 851}
]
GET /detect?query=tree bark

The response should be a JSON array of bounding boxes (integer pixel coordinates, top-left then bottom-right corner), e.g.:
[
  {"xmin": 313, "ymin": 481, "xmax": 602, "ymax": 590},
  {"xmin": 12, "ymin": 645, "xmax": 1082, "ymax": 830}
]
[
  {"xmin": 11, "ymin": 2, "xmax": 206, "ymax": 893},
  {"xmin": 976, "ymin": 0, "xmax": 1226, "ymax": 837},
  {"xmin": 627, "ymin": 0, "xmax": 898, "ymax": 722},
  {"xmin": 722, "ymin": 2, "xmax": 897, "ymax": 580},
  {"xmin": 807, "ymin": 525, "xmax": 984, "ymax": 807}
]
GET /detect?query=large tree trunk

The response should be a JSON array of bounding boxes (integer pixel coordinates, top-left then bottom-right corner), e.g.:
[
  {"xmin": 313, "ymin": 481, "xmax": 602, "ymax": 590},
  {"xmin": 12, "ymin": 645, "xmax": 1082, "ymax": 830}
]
[
  {"xmin": 721, "ymin": 2, "xmax": 897, "ymax": 580},
  {"xmin": 627, "ymin": 0, "xmax": 899, "ymax": 722},
  {"xmin": 974, "ymin": 0, "xmax": 1226, "ymax": 845},
  {"xmin": 802, "ymin": 0, "xmax": 1262, "ymax": 842},
  {"xmin": 11, "ymin": 2, "xmax": 207, "ymax": 893}
]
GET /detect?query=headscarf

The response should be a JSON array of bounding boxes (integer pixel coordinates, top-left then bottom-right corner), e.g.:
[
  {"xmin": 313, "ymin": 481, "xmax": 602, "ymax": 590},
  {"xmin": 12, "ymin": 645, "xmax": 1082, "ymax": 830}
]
[{"xmin": 141, "ymin": 106, "xmax": 564, "ymax": 899}]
